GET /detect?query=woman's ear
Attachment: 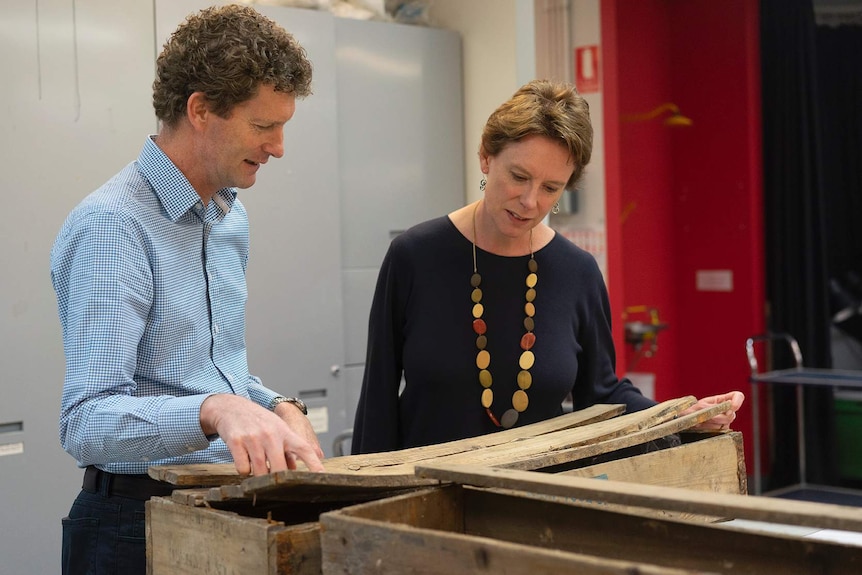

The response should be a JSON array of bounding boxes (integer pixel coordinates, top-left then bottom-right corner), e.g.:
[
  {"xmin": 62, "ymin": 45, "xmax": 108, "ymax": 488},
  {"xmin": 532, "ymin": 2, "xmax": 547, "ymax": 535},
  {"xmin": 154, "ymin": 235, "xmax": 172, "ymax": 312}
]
[{"xmin": 478, "ymin": 147, "xmax": 490, "ymax": 174}]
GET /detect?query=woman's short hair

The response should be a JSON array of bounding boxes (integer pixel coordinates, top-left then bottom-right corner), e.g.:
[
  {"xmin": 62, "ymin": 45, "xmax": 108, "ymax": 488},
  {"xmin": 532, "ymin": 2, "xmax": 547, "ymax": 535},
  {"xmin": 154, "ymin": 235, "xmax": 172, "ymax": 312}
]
[{"xmin": 480, "ymin": 79, "xmax": 593, "ymax": 189}]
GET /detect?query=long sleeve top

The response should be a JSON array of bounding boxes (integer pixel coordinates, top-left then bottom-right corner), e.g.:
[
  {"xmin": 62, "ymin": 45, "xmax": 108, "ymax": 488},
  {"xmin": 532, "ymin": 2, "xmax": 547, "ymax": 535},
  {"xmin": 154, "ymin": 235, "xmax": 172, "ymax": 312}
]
[
  {"xmin": 352, "ymin": 216, "xmax": 654, "ymax": 454},
  {"xmin": 50, "ymin": 136, "xmax": 281, "ymax": 474}
]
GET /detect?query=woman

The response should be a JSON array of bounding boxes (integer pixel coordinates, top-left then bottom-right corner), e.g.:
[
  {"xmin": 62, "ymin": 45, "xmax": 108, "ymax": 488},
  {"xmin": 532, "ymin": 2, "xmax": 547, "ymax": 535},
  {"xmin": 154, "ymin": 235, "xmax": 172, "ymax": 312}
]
[{"xmin": 352, "ymin": 79, "xmax": 743, "ymax": 454}]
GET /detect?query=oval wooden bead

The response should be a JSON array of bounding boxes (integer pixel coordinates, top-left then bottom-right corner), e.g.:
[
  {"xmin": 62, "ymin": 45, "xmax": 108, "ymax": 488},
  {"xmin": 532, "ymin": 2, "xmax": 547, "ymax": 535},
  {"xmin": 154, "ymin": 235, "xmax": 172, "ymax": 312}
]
[
  {"xmin": 479, "ymin": 369, "xmax": 493, "ymax": 388},
  {"xmin": 519, "ymin": 350, "xmax": 535, "ymax": 370},
  {"xmin": 517, "ymin": 369, "xmax": 532, "ymax": 389},
  {"xmin": 512, "ymin": 389, "xmax": 529, "ymax": 412},
  {"xmin": 500, "ymin": 409, "xmax": 519, "ymax": 428},
  {"xmin": 481, "ymin": 388, "xmax": 494, "ymax": 408},
  {"xmin": 528, "ymin": 259, "xmax": 538, "ymax": 273},
  {"xmin": 523, "ymin": 317, "xmax": 534, "ymax": 331},
  {"xmin": 471, "ymin": 288, "xmax": 483, "ymax": 303},
  {"xmin": 520, "ymin": 332, "xmax": 536, "ymax": 350},
  {"xmin": 476, "ymin": 334, "xmax": 487, "ymax": 349},
  {"xmin": 526, "ymin": 288, "xmax": 536, "ymax": 302},
  {"xmin": 526, "ymin": 272, "xmax": 538, "ymax": 288},
  {"xmin": 471, "ymin": 273, "xmax": 482, "ymax": 287},
  {"xmin": 524, "ymin": 302, "xmax": 535, "ymax": 317},
  {"xmin": 476, "ymin": 349, "xmax": 491, "ymax": 369},
  {"xmin": 472, "ymin": 303, "xmax": 484, "ymax": 318},
  {"xmin": 473, "ymin": 318, "xmax": 487, "ymax": 335}
]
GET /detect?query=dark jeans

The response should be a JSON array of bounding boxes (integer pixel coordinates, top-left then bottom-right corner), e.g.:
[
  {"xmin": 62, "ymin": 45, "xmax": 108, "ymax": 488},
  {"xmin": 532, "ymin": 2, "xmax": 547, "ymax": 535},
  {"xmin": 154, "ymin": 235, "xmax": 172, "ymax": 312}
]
[{"xmin": 61, "ymin": 485, "xmax": 147, "ymax": 575}]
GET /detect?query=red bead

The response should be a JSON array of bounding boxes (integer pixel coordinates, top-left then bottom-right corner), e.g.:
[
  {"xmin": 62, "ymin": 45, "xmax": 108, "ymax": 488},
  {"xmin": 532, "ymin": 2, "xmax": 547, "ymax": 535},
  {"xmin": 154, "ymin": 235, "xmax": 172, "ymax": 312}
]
[
  {"xmin": 473, "ymin": 318, "xmax": 487, "ymax": 335},
  {"xmin": 520, "ymin": 332, "xmax": 536, "ymax": 350}
]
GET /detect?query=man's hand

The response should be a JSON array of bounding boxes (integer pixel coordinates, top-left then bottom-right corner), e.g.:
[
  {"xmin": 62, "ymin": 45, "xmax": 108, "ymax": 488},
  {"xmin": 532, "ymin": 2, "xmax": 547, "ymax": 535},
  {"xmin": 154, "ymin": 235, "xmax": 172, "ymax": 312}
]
[
  {"xmin": 200, "ymin": 394, "xmax": 325, "ymax": 475},
  {"xmin": 273, "ymin": 400, "xmax": 324, "ymax": 460}
]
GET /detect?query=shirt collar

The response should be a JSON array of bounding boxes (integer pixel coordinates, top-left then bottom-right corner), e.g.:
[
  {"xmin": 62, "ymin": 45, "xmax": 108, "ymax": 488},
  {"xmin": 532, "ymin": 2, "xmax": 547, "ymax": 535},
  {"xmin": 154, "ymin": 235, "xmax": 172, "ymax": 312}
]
[{"xmin": 137, "ymin": 135, "xmax": 238, "ymax": 222}]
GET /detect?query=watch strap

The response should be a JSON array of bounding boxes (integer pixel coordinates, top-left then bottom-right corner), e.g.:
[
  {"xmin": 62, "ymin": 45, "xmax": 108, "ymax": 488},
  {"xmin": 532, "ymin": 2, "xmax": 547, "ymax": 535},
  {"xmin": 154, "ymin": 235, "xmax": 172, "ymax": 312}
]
[{"xmin": 269, "ymin": 395, "xmax": 308, "ymax": 415}]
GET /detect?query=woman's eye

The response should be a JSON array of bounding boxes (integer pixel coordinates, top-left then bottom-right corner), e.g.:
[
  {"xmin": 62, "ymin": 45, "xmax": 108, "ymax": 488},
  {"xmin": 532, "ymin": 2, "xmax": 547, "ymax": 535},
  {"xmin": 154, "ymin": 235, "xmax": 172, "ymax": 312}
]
[{"xmin": 512, "ymin": 173, "xmax": 527, "ymax": 182}]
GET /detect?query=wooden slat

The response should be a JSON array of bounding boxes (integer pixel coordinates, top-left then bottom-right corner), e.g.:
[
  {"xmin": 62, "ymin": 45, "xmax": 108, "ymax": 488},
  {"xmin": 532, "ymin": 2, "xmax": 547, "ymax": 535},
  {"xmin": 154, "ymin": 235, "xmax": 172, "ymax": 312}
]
[
  {"xmin": 415, "ymin": 464, "xmax": 862, "ymax": 533},
  {"xmin": 149, "ymin": 398, "xmax": 711, "ymax": 502},
  {"xmin": 320, "ymin": 511, "xmax": 709, "ymax": 575},
  {"xmin": 170, "ymin": 488, "xmax": 211, "ymax": 507},
  {"xmin": 561, "ymin": 432, "xmax": 745, "ymax": 493},
  {"xmin": 148, "ymin": 403, "xmax": 629, "ymax": 485},
  {"xmin": 320, "ymin": 485, "xmax": 862, "ymax": 575},
  {"xmin": 149, "ymin": 463, "xmax": 243, "ymax": 486},
  {"xmin": 540, "ymin": 432, "xmax": 745, "ymax": 522},
  {"xmin": 233, "ymin": 398, "xmax": 701, "ymax": 501},
  {"xmin": 433, "ymin": 397, "xmax": 716, "ymax": 469},
  {"xmin": 487, "ymin": 400, "xmax": 729, "ymax": 470}
]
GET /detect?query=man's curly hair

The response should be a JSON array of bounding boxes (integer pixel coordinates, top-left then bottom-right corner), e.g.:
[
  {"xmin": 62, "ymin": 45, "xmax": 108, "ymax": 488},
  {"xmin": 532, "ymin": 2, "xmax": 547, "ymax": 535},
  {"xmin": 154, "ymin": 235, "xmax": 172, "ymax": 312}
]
[{"xmin": 153, "ymin": 4, "xmax": 312, "ymax": 126}]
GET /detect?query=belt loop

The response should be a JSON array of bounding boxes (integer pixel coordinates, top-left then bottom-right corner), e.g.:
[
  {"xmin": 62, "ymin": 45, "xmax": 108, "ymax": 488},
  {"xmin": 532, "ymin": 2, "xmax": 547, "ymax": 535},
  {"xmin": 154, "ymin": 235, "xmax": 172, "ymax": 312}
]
[{"xmin": 98, "ymin": 468, "xmax": 112, "ymax": 497}]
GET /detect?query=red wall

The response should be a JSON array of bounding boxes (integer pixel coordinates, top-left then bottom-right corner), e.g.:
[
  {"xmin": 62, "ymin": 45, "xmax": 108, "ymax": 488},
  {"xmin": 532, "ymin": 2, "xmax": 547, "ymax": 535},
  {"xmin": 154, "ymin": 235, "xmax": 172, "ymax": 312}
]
[{"xmin": 602, "ymin": 0, "xmax": 765, "ymax": 472}]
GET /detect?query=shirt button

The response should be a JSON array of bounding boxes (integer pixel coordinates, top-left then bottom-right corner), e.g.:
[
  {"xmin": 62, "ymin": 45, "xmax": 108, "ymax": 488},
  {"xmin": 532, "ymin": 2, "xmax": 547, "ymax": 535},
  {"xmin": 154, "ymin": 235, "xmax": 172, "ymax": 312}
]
[
  {"xmin": 213, "ymin": 324, "xmax": 220, "ymax": 335},
  {"xmin": 186, "ymin": 445, "xmax": 196, "ymax": 453}
]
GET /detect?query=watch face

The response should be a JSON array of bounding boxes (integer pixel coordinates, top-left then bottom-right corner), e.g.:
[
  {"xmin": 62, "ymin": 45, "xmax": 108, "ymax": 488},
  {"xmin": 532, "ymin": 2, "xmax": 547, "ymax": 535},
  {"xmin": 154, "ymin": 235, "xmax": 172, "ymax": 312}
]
[{"xmin": 291, "ymin": 398, "xmax": 308, "ymax": 415}]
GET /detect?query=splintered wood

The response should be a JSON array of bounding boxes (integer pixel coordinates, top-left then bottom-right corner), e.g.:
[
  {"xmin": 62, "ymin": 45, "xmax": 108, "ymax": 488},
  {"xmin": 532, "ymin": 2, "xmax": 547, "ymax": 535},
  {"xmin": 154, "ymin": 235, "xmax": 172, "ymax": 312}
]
[{"xmin": 149, "ymin": 396, "xmax": 733, "ymax": 502}]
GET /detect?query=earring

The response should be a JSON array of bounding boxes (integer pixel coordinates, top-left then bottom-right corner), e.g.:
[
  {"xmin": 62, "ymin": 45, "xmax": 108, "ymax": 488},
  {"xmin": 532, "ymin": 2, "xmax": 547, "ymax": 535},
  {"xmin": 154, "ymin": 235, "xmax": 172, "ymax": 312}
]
[
  {"xmin": 479, "ymin": 176, "xmax": 487, "ymax": 192},
  {"xmin": 552, "ymin": 202, "xmax": 560, "ymax": 215}
]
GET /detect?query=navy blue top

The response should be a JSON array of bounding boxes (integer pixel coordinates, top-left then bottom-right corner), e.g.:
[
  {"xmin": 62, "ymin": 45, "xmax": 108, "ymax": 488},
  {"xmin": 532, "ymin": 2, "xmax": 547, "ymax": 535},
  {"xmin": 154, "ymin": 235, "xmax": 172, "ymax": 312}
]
[{"xmin": 352, "ymin": 216, "xmax": 653, "ymax": 454}]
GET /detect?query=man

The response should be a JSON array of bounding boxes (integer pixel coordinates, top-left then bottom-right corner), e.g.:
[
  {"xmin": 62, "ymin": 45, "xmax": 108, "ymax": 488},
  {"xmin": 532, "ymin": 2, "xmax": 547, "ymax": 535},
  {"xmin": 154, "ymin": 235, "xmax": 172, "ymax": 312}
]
[{"xmin": 50, "ymin": 5, "xmax": 323, "ymax": 573}]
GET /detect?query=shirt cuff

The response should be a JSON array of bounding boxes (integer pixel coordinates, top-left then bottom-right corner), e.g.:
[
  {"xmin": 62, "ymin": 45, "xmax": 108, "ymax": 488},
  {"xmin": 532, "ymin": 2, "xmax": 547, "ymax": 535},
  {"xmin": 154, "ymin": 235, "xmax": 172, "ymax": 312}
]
[{"xmin": 157, "ymin": 394, "xmax": 213, "ymax": 456}]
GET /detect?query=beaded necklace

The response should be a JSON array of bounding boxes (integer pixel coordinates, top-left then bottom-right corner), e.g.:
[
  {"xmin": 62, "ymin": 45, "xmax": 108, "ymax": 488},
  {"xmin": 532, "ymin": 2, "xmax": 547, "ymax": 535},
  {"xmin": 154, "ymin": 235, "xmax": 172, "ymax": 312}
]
[{"xmin": 470, "ymin": 201, "xmax": 537, "ymax": 429}]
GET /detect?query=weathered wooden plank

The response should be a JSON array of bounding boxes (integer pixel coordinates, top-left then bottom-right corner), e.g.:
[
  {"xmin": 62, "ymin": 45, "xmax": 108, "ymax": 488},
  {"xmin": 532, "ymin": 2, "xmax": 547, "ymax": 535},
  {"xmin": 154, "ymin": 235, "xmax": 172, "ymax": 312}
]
[
  {"xmin": 461, "ymin": 487, "xmax": 861, "ymax": 575},
  {"xmin": 226, "ymin": 399, "xmax": 701, "ymax": 501},
  {"xmin": 149, "ymin": 399, "xmax": 708, "ymax": 502},
  {"xmin": 170, "ymin": 488, "xmax": 210, "ymax": 507},
  {"xmin": 434, "ymin": 397, "xmax": 719, "ymax": 470},
  {"xmin": 415, "ymin": 464, "xmax": 862, "ymax": 533},
  {"xmin": 320, "ymin": 484, "xmax": 862, "ymax": 575},
  {"xmin": 534, "ymin": 432, "xmax": 745, "ymax": 522},
  {"xmin": 148, "ymin": 403, "xmax": 630, "ymax": 485},
  {"xmin": 149, "ymin": 463, "xmax": 243, "ymax": 486},
  {"xmin": 328, "ymin": 402, "xmax": 629, "ymax": 469},
  {"xmin": 146, "ymin": 496, "xmax": 321, "ymax": 575},
  {"xmin": 563, "ymin": 432, "xmax": 745, "ymax": 493},
  {"xmin": 478, "ymin": 400, "xmax": 730, "ymax": 471},
  {"xmin": 319, "ymin": 509, "xmax": 709, "ymax": 575}
]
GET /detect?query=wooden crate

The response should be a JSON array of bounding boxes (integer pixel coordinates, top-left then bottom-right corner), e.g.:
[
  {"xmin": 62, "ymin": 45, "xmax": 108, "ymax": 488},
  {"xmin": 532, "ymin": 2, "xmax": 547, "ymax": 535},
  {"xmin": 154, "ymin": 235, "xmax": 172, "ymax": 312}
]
[
  {"xmin": 145, "ymin": 399, "xmax": 744, "ymax": 574},
  {"xmin": 319, "ymin": 464, "xmax": 862, "ymax": 574},
  {"xmin": 146, "ymin": 490, "xmax": 339, "ymax": 575}
]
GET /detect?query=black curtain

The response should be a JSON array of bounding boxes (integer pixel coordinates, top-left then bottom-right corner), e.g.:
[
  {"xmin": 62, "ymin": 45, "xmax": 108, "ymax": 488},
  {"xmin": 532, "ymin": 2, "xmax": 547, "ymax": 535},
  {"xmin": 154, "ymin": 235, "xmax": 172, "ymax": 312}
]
[
  {"xmin": 760, "ymin": 0, "xmax": 839, "ymax": 489},
  {"xmin": 819, "ymin": 25, "xmax": 862, "ymax": 310}
]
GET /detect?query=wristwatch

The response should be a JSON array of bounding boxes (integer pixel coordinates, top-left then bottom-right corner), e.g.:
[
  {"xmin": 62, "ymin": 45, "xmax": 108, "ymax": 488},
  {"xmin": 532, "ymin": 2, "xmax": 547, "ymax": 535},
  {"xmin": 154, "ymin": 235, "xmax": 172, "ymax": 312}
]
[{"xmin": 269, "ymin": 395, "xmax": 308, "ymax": 415}]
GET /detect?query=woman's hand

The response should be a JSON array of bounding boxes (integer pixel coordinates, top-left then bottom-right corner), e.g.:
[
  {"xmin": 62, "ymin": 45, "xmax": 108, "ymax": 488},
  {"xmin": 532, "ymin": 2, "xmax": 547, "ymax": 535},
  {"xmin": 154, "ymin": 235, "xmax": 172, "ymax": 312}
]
[{"xmin": 680, "ymin": 391, "xmax": 745, "ymax": 431}]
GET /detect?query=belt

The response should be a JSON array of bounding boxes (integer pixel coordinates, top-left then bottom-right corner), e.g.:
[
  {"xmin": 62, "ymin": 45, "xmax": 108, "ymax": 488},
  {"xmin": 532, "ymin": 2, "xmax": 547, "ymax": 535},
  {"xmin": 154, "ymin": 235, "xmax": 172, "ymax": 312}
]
[{"xmin": 82, "ymin": 465, "xmax": 175, "ymax": 500}]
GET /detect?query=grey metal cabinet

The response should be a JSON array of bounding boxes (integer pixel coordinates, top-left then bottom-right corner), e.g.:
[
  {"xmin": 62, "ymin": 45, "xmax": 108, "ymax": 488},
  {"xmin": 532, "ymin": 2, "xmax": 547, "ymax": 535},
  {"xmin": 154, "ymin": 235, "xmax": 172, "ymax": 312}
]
[
  {"xmin": 0, "ymin": 3, "xmax": 158, "ymax": 575},
  {"xmin": 335, "ymin": 17, "xmax": 465, "ymax": 448}
]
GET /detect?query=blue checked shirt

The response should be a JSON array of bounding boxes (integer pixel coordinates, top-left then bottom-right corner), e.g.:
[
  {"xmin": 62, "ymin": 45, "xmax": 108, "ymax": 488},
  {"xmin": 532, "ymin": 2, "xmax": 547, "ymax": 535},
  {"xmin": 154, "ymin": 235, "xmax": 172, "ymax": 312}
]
[{"xmin": 51, "ymin": 136, "xmax": 281, "ymax": 474}]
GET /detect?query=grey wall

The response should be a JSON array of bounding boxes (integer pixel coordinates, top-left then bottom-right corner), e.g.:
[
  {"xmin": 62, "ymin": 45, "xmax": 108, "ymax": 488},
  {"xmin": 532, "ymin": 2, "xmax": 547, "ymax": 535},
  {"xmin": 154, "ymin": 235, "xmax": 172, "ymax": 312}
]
[{"xmin": 1, "ymin": 2, "xmax": 157, "ymax": 574}]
